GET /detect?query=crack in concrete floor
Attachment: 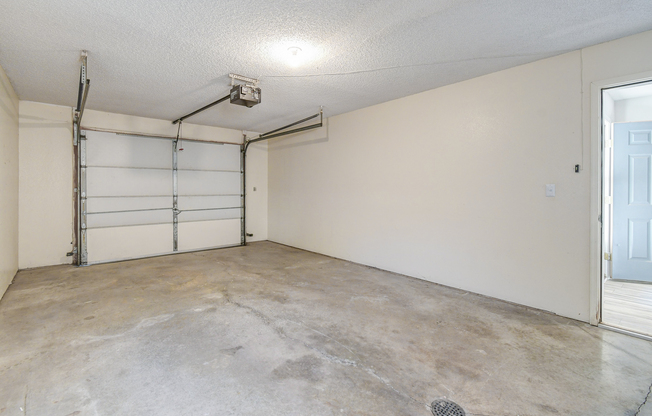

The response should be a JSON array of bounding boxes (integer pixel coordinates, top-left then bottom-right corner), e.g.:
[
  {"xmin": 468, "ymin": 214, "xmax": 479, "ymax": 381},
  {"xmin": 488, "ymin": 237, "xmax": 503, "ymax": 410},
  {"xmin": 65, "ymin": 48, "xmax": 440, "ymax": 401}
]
[{"xmin": 636, "ymin": 381, "xmax": 652, "ymax": 416}]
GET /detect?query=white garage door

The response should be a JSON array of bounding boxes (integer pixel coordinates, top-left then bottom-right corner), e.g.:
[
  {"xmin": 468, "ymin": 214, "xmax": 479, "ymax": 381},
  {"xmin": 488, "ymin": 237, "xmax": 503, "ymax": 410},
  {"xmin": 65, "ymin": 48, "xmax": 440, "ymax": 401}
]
[{"xmin": 80, "ymin": 130, "xmax": 242, "ymax": 264}]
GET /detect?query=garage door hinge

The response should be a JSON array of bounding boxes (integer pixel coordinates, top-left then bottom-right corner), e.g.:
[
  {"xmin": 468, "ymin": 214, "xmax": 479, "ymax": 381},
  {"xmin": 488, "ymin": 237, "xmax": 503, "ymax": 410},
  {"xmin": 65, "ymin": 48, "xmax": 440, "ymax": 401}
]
[{"xmin": 604, "ymin": 253, "xmax": 612, "ymax": 261}]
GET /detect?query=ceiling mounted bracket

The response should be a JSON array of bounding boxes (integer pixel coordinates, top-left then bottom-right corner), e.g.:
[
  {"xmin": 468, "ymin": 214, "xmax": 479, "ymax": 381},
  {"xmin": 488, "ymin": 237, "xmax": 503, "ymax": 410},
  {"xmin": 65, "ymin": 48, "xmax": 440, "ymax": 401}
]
[
  {"xmin": 80, "ymin": 50, "xmax": 88, "ymax": 84},
  {"xmin": 229, "ymin": 73, "xmax": 259, "ymax": 87},
  {"xmin": 74, "ymin": 50, "xmax": 91, "ymax": 125}
]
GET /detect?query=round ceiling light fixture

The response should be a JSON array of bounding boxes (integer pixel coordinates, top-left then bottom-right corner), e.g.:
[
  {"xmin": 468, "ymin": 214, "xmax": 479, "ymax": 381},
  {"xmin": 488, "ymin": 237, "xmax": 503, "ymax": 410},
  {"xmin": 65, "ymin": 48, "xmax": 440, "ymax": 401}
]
[
  {"xmin": 287, "ymin": 46, "xmax": 303, "ymax": 67},
  {"xmin": 269, "ymin": 42, "xmax": 319, "ymax": 68},
  {"xmin": 288, "ymin": 46, "xmax": 302, "ymax": 56}
]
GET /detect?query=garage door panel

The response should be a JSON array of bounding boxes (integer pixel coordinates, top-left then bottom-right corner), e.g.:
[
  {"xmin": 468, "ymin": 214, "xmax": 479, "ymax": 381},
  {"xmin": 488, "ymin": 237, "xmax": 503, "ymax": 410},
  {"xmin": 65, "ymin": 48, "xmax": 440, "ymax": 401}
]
[
  {"xmin": 177, "ymin": 219, "xmax": 241, "ymax": 251},
  {"xmin": 177, "ymin": 195, "xmax": 241, "ymax": 211},
  {"xmin": 86, "ymin": 209, "xmax": 173, "ymax": 228},
  {"xmin": 82, "ymin": 130, "xmax": 242, "ymax": 264},
  {"xmin": 86, "ymin": 167, "xmax": 173, "ymax": 197},
  {"xmin": 177, "ymin": 142, "xmax": 240, "ymax": 171},
  {"xmin": 177, "ymin": 171, "xmax": 241, "ymax": 195},
  {"xmin": 178, "ymin": 208, "xmax": 240, "ymax": 223},
  {"xmin": 86, "ymin": 131, "xmax": 172, "ymax": 169},
  {"xmin": 86, "ymin": 224, "xmax": 174, "ymax": 264},
  {"xmin": 87, "ymin": 196, "xmax": 173, "ymax": 213}
]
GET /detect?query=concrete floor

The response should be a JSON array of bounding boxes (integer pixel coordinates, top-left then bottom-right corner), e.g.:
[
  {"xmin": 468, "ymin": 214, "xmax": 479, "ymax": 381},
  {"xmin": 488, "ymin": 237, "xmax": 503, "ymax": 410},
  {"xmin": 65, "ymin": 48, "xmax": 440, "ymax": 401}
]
[{"xmin": 1, "ymin": 242, "xmax": 652, "ymax": 416}]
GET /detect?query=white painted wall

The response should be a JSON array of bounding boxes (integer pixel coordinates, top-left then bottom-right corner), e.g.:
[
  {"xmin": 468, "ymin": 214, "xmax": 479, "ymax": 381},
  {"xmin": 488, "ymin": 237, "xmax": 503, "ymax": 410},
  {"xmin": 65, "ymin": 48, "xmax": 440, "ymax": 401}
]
[
  {"xmin": 614, "ymin": 95, "xmax": 652, "ymax": 122},
  {"xmin": 18, "ymin": 106, "xmax": 268, "ymax": 268},
  {"xmin": 19, "ymin": 102, "xmax": 74, "ymax": 269},
  {"xmin": 245, "ymin": 141, "xmax": 268, "ymax": 242},
  {"xmin": 0, "ymin": 63, "xmax": 19, "ymax": 298},
  {"xmin": 269, "ymin": 30, "xmax": 652, "ymax": 322}
]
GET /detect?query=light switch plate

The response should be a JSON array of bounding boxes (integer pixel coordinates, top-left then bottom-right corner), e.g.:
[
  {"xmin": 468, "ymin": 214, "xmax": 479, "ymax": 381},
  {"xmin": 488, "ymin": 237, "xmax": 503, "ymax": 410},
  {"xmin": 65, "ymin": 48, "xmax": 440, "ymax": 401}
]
[{"xmin": 546, "ymin": 184, "xmax": 556, "ymax": 197}]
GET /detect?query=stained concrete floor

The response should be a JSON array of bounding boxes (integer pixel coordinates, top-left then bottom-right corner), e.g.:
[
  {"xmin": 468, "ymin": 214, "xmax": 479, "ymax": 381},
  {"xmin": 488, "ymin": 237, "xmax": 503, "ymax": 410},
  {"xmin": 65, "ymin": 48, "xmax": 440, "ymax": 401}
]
[{"xmin": 1, "ymin": 242, "xmax": 652, "ymax": 416}]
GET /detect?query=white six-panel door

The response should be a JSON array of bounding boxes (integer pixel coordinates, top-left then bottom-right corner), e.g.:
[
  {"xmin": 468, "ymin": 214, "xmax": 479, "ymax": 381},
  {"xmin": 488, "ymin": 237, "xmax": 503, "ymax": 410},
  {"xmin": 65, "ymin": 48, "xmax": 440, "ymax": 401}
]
[{"xmin": 613, "ymin": 121, "xmax": 652, "ymax": 282}]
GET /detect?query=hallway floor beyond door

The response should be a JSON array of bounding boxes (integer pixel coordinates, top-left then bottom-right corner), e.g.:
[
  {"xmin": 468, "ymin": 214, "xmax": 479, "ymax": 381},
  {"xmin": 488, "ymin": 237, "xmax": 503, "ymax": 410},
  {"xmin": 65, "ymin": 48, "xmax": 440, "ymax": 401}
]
[{"xmin": 603, "ymin": 278, "xmax": 652, "ymax": 337}]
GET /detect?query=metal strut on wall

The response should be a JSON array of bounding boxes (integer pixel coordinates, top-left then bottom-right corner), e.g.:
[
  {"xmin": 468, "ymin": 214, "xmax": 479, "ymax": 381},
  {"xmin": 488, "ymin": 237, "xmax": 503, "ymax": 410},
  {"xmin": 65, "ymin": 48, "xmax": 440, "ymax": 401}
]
[
  {"xmin": 241, "ymin": 108, "xmax": 323, "ymax": 245},
  {"xmin": 73, "ymin": 51, "xmax": 91, "ymax": 266},
  {"xmin": 172, "ymin": 123, "xmax": 181, "ymax": 251},
  {"xmin": 73, "ymin": 51, "xmax": 91, "ymax": 146},
  {"xmin": 78, "ymin": 132, "xmax": 88, "ymax": 265}
]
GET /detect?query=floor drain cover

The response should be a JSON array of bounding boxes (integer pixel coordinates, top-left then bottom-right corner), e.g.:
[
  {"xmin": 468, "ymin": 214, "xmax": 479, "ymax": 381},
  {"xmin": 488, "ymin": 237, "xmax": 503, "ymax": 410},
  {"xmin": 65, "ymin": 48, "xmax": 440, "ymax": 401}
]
[{"xmin": 431, "ymin": 399, "xmax": 466, "ymax": 416}]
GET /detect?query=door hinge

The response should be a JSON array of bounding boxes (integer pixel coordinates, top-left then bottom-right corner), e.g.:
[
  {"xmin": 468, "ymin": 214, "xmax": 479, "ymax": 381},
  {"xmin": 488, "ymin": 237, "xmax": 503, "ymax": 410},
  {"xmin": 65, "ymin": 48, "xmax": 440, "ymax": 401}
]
[
  {"xmin": 604, "ymin": 253, "xmax": 612, "ymax": 261},
  {"xmin": 605, "ymin": 196, "xmax": 612, "ymax": 204},
  {"xmin": 605, "ymin": 139, "xmax": 612, "ymax": 148}
]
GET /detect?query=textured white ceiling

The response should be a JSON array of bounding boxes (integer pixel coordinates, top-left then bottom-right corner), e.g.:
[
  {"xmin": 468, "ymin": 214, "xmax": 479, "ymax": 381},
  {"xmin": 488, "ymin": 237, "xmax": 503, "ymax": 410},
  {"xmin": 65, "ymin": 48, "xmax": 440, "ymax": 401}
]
[{"xmin": 1, "ymin": 0, "xmax": 652, "ymax": 132}]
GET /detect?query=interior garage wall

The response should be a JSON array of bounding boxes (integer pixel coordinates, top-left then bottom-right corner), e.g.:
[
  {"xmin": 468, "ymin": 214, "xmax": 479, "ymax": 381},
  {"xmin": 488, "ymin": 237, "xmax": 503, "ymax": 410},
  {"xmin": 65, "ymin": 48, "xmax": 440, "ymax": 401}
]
[
  {"xmin": 0, "ymin": 63, "xmax": 19, "ymax": 299},
  {"xmin": 244, "ymin": 141, "xmax": 268, "ymax": 242},
  {"xmin": 268, "ymin": 29, "xmax": 652, "ymax": 322},
  {"xmin": 19, "ymin": 102, "xmax": 74, "ymax": 269},
  {"xmin": 18, "ymin": 105, "xmax": 267, "ymax": 269}
]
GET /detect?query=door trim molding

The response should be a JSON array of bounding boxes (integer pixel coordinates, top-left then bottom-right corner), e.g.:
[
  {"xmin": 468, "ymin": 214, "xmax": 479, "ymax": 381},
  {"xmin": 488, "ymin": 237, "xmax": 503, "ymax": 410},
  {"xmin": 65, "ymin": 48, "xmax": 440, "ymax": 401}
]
[{"xmin": 589, "ymin": 70, "xmax": 652, "ymax": 326}]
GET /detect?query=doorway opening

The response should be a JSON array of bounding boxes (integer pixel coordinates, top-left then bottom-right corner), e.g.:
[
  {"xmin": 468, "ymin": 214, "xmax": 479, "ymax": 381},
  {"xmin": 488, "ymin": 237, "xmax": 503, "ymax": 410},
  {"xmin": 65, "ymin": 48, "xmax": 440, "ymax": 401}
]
[{"xmin": 601, "ymin": 80, "xmax": 652, "ymax": 338}]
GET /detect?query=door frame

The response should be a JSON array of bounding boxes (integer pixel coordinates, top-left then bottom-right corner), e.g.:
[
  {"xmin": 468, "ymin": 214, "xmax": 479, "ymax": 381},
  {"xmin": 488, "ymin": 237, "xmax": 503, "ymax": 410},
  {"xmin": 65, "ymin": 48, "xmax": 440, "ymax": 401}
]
[{"xmin": 589, "ymin": 70, "xmax": 652, "ymax": 326}]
